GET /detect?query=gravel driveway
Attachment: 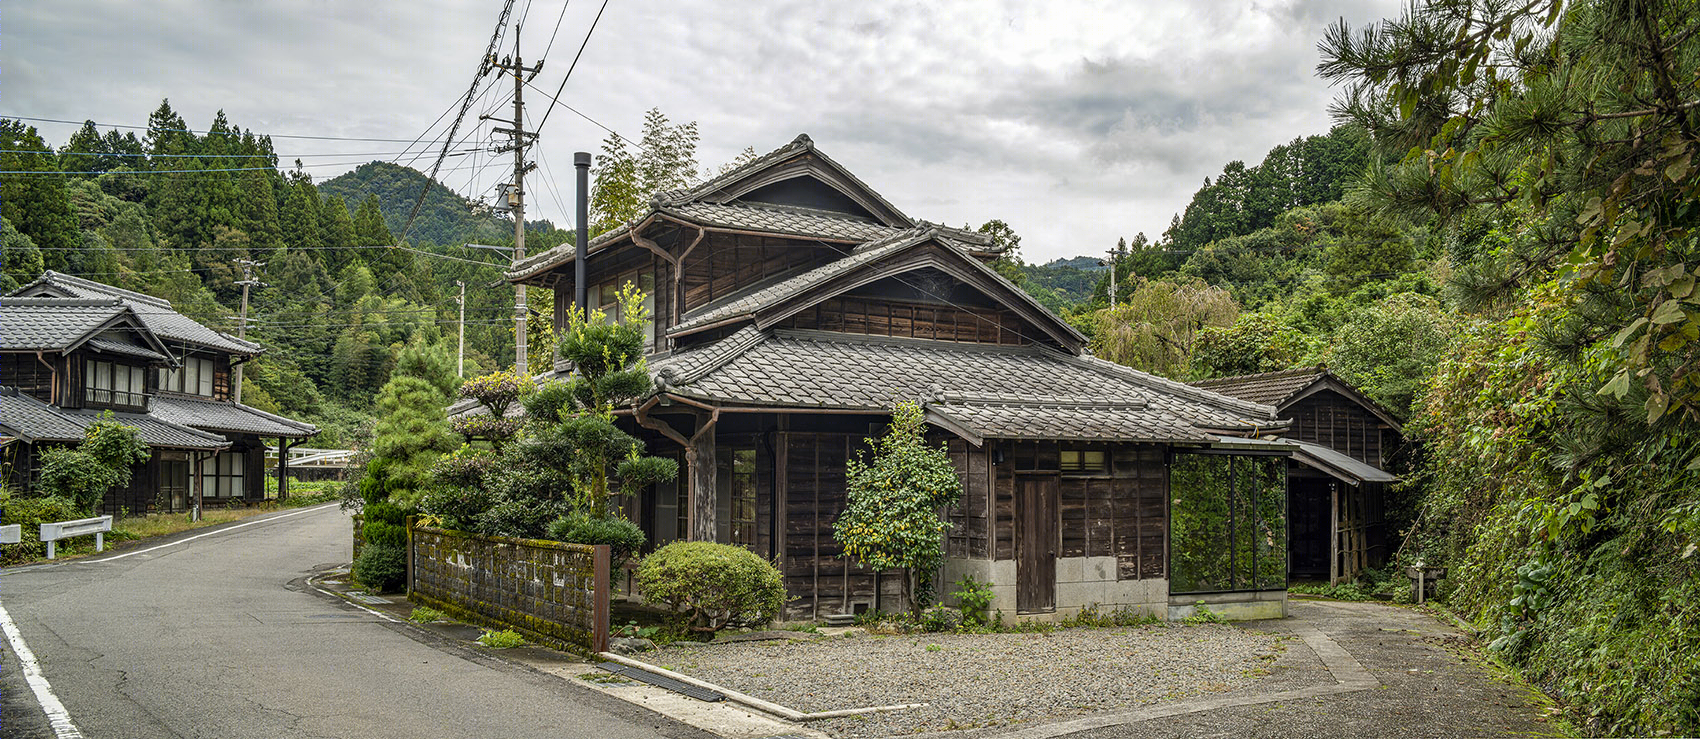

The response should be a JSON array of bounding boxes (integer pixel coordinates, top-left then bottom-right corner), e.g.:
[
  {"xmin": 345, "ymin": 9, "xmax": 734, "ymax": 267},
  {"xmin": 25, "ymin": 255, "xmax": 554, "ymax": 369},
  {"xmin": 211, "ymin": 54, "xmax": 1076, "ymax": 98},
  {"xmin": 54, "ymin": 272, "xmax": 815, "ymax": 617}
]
[{"xmin": 656, "ymin": 624, "xmax": 1288, "ymax": 737}]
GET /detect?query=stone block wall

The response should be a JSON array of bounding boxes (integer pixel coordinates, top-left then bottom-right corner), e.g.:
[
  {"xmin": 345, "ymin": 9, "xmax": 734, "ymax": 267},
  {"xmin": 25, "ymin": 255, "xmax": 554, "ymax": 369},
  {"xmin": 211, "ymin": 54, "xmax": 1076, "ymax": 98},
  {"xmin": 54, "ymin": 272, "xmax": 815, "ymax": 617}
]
[{"xmin": 408, "ymin": 525, "xmax": 609, "ymax": 654}]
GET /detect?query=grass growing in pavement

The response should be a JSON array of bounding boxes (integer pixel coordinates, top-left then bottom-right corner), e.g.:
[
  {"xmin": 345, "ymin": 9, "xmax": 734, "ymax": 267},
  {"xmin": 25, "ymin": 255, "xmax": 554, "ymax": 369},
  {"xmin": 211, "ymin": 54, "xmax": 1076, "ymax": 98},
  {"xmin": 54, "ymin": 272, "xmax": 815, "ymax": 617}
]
[
  {"xmin": 409, "ymin": 606, "xmax": 448, "ymax": 624},
  {"xmin": 478, "ymin": 629, "xmax": 528, "ymax": 648}
]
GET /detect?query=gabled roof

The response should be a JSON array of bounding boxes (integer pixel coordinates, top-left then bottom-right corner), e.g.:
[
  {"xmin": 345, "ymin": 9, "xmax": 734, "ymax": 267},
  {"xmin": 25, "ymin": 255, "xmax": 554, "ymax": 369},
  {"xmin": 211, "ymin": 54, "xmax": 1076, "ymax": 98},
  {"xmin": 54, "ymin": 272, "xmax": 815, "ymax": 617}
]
[
  {"xmin": 1285, "ymin": 439, "xmax": 1396, "ymax": 485},
  {"xmin": 11, "ymin": 271, "xmax": 262, "ymax": 355},
  {"xmin": 646, "ymin": 328, "xmax": 1282, "ymax": 443},
  {"xmin": 0, "ymin": 297, "xmax": 173, "ymax": 362},
  {"xmin": 1193, "ymin": 365, "xmax": 1403, "ymax": 432},
  {"xmin": 0, "ymin": 389, "xmax": 228, "ymax": 450},
  {"xmin": 666, "ymin": 227, "xmax": 1087, "ymax": 351},
  {"xmin": 658, "ymin": 134, "xmax": 913, "ymax": 228},
  {"xmin": 506, "ymin": 135, "xmax": 1002, "ymax": 285},
  {"xmin": 150, "ymin": 394, "xmax": 318, "ymax": 439}
]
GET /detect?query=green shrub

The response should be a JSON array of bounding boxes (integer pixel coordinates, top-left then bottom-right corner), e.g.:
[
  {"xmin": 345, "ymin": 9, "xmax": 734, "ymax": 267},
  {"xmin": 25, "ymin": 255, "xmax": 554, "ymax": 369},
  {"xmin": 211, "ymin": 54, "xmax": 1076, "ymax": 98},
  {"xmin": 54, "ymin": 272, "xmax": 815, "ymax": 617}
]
[
  {"xmin": 472, "ymin": 497, "xmax": 565, "ymax": 539},
  {"xmin": 362, "ymin": 520, "xmax": 407, "ymax": 549},
  {"xmin": 364, "ymin": 499, "xmax": 407, "ymax": 526},
  {"xmin": 547, "ymin": 512, "xmax": 646, "ymax": 566},
  {"xmin": 353, "ymin": 543, "xmax": 407, "ymax": 592},
  {"xmin": 919, "ymin": 604, "xmax": 963, "ymax": 633},
  {"xmin": 950, "ymin": 574, "xmax": 995, "ymax": 625},
  {"xmin": 0, "ymin": 495, "xmax": 81, "ymax": 564},
  {"xmin": 635, "ymin": 541, "xmax": 785, "ymax": 632},
  {"xmin": 418, "ymin": 485, "xmax": 493, "ymax": 530}
]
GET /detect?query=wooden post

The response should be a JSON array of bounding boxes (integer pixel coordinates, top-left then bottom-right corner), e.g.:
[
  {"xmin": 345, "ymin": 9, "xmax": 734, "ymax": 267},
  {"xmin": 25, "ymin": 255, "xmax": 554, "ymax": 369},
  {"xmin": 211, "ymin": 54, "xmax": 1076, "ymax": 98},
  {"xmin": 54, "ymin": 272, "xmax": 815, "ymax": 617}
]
[
  {"xmin": 1328, "ymin": 482, "xmax": 1339, "ymax": 584},
  {"xmin": 193, "ymin": 452, "xmax": 207, "ymax": 522},
  {"xmin": 690, "ymin": 430, "xmax": 717, "ymax": 542},
  {"xmin": 593, "ymin": 544, "xmax": 611, "ymax": 653},
  {"xmin": 405, "ymin": 515, "xmax": 416, "ymax": 596}
]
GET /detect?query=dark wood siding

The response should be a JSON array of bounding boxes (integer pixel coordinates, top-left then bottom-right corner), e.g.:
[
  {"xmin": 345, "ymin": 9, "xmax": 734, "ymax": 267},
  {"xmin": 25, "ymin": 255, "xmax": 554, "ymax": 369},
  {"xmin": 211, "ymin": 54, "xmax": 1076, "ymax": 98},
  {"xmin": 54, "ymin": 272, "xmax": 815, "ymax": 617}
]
[
  {"xmin": 0, "ymin": 353, "xmax": 55, "ymax": 402},
  {"xmin": 941, "ymin": 438, "xmax": 992, "ymax": 559},
  {"xmin": 992, "ymin": 441, "xmax": 1166, "ymax": 579},
  {"xmin": 1286, "ymin": 390, "xmax": 1385, "ymax": 467},
  {"xmin": 679, "ymin": 235, "xmax": 842, "ymax": 313},
  {"xmin": 780, "ymin": 431, "xmax": 903, "ymax": 620},
  {"xmin": 780, "ymin": 296, "xmax": 1029, "ymax": 345}
]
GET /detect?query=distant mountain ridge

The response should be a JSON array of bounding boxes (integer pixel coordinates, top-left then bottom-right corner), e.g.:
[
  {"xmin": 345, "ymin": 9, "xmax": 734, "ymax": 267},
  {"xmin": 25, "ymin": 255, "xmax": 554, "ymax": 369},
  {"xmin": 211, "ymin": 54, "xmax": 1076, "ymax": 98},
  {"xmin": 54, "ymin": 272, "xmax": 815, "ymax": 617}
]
[{"xmin": 318, "ymin": 161, "xmax": 554, "ymax": 248}]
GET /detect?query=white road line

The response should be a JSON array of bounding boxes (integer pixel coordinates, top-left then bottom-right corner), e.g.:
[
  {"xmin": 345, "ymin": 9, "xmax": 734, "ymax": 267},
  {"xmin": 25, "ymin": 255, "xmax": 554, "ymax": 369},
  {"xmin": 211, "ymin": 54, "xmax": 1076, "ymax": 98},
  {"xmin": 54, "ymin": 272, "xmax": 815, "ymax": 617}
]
[
  {"xmin": 0, "ymin": 602, "xmax": 84, "ymax": 739},
  {"xmin": 90, "ymin": 504, "xmax": 337, "ymax": 563}
]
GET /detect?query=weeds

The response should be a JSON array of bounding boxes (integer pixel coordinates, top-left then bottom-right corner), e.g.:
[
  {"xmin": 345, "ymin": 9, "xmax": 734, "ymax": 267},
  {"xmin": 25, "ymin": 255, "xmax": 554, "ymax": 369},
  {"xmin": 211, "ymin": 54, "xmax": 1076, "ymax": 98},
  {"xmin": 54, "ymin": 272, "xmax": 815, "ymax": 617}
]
[
  {"xmin": 477, "ymin": 629, "xmax": 528, "ymax": 648},
  {"xmin": 408, "ymin": 606, "xmax": 447, "ymax": 624}
]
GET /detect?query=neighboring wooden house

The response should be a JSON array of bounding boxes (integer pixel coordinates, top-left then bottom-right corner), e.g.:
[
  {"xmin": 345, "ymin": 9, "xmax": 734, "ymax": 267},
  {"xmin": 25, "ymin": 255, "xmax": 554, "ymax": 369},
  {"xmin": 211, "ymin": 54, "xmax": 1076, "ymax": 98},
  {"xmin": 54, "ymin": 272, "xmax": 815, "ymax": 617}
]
[
  {"xmin": 1194, "ymin": 366, "xmax": 1401, "ymax": 584},
  {"xmin": 3, "ymin": 274, "xmax": 317, "ymax": 513},
  {"xmin": 499, "ymin": 134, "xmax": 1295, "ymax": 621}
]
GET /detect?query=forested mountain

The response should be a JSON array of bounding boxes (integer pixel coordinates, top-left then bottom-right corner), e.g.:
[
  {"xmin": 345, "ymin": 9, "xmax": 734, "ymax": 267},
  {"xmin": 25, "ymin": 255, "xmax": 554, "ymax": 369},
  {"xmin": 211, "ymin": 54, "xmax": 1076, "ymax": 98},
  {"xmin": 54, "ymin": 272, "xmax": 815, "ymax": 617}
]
[
  {"xmin": 0, "ymin": 101, "xmax": 560, "ymax": 445},
  {"xmin": 318, "ymin": 161, "xmax": 556, "ymax": 250}
]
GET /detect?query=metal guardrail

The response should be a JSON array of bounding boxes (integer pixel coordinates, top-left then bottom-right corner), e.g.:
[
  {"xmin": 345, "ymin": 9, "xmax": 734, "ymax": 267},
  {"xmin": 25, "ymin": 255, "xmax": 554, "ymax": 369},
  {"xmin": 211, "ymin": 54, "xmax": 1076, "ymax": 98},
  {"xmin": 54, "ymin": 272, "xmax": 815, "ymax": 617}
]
[
  {"xmin": 0, "ymin": 524, "xmax": 20, "ymax": 545},
  {"xmin": 40, "ymin": 515, "xmax": 113, "ymax": 559},
  {"xmin": 265, "ymin": 446, "xmax": 358, "ymax": 469}
]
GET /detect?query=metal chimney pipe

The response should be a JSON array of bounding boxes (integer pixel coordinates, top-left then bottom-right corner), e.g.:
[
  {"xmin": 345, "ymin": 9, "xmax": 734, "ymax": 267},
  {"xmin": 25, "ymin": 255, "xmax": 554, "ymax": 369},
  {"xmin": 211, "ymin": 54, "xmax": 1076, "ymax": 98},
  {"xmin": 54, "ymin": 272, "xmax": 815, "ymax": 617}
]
[{"xmin": 574, "ymin": 151, "xmax": 591, "ymax": 314}]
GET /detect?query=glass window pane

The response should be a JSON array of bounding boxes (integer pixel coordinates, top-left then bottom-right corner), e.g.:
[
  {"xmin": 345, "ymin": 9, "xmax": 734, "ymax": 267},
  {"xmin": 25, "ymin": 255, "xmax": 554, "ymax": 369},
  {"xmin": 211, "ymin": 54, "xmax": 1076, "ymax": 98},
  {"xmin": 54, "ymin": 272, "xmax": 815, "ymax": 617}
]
[
  {"xmin": 198, "ymin": 359, "xmax": 213, "ymax": 396},
  {"xmin": 132, "ymin": 367, "xmax": 145, "ymax": 395}
]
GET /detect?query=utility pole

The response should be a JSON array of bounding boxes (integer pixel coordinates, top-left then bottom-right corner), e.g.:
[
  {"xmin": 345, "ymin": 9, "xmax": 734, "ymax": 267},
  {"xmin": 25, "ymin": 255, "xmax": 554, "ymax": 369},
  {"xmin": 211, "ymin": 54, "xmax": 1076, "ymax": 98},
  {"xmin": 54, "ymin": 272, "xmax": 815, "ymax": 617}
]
[
  {"xmin": 487, "ymin": 42, "xmax": 541, "ymax": 376},
  {"xmin": 232, "ymin": 258, "xmax": 265, "ymax": 403},
  {"xmin": 1105, "ymin": 244, "xmax": 1118, "ymax": 307},
  {"xmin": 455, "ymin": 280, "xmax": 466, "ymax": 377}
]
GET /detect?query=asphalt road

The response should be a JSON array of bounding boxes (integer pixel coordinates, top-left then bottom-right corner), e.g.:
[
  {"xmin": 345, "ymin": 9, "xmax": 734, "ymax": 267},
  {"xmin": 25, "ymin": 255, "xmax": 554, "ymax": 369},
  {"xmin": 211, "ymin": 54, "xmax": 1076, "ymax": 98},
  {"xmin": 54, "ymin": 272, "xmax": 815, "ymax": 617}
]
[{"xmin": 0, "ymin": 504, "xmax": 711, "ymax": 739}]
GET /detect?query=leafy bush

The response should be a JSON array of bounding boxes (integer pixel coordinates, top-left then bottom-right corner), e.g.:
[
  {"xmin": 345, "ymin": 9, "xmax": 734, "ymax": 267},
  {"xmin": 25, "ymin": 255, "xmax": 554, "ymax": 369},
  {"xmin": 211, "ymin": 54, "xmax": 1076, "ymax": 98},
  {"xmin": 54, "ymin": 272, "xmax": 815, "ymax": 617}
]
[
  {"xmin": 0, "ymin": 495, "xmax": 81, "ymax": 564},
  {"xmin": 418, "ymin": 485, "xmax": 494, "ymax": 531},
  {"xmin": 635, "ymin": 541, "xmax": 785, "ymax": 632},
  {"xmin": 362, "ymin": 520, "xmax": 407, "ymax": 549},
  {"xmin": 353, "ymin": 543, "xmax": 407, "ymax": 592},
  {"xmin": 1060, "ymin": 603, "xmax": 1162, "ymax": 628},
  {"xmin": 364, "ymin": 499, "xmax": 407, "ymax": 525},
  {"xmin": 918, "ymin": 604, "xmax": 963, "ymax": 633},
  {"xmin": 547, "ymin": 512, "xmax": 646, "ymax": 566},
  {"xmin": 472, "ymin": 497, "xmax": 565, "ymax": 539},
  {"xmin": 950, "ymin": 574, "xmax": 995, "ymax": 625},
  {"xmin": 37, "ymin": 413, "xmax": 150, "ymax": 514}
]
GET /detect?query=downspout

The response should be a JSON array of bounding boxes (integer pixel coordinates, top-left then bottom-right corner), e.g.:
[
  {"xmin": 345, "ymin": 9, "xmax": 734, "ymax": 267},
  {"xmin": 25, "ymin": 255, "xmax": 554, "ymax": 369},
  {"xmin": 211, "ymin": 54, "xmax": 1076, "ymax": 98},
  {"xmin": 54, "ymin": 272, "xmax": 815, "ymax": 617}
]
[{"xmin": 34, "ymin": 350, "xmax": 56, "ymax": 403}]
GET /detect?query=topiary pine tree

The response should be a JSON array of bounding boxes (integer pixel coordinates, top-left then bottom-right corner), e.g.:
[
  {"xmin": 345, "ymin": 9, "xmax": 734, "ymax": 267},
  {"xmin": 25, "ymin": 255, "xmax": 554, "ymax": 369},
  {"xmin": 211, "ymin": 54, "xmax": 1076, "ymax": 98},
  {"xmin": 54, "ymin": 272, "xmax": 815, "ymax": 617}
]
[
  {"xmin": 834, "ymin": 401, "xmax": 963, "ymax": 615},
  {"xmin": 362, "ymin": 340, "xmax": 459, "ymax": 509},
  {"xmin": 519, "ymin": 283, "xmax": 676, "ymax": 519}
]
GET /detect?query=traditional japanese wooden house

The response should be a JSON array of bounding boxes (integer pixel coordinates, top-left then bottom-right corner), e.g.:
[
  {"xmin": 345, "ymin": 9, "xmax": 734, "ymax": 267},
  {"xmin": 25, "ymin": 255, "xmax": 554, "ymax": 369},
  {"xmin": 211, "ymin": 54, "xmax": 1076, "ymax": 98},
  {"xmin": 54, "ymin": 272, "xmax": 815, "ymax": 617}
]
[
  {"xmin": 1194, "ymin": 366, "xmax": 1401, "ymax": 584},
  {"xmin": 4, "ymin": 274, "xmax": 317, "ymax": 513},
  {"xmin": 504, "ymin": 134, "xmax": 1296, "ymax": 621}
]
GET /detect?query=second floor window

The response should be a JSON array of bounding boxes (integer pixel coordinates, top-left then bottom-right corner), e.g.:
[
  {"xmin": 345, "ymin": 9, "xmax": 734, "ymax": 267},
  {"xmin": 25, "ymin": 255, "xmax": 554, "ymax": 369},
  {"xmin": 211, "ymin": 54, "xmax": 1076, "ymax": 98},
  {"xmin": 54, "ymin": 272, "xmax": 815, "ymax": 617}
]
[
  {"xmin": 85, "ymin": 360, "xmax": 147, "ymax": 407},
  {"xmin": 594, "ymin": 272, "xmax": 656, "ymax": 350},
  {"xmin": 159, "ymin": 356, "xmax": 214, "ymax": 397}
]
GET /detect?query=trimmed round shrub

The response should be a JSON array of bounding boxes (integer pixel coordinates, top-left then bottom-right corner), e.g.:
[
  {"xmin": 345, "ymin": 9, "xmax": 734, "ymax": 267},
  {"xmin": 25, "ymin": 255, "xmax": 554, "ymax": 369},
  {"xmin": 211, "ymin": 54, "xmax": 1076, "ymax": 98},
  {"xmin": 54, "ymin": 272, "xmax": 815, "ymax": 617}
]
[
  {"xmin": 635, "ymin": 541, "xmax": 786, "ymax": 632},
  {"xmin": 362, "ymin": 520, "xmax": 407, "ymax": 549},
  {"xmin": 364, "ymin": 499, "xmax": 407, "ymax": 526},
  {"xmin": 547, "ymin": 512, "xmax": 646, "ymax": 566},
  {"xmin": 354, "ymin": 543, "xmax": 407, "ymax": 592}
]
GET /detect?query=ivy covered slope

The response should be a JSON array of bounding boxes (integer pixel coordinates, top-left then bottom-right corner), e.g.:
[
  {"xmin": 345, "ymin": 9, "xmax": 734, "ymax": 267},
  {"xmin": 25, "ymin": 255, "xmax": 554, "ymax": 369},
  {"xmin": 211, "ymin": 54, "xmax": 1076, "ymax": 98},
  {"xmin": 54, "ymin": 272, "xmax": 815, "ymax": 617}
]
[
  {"xmin": 0, "ymin": 101, "xmax": 572, "ymax": 444},
  {"xmin": 1322, "ymin": 0, "xmax": 1700, "ymax": 734}
]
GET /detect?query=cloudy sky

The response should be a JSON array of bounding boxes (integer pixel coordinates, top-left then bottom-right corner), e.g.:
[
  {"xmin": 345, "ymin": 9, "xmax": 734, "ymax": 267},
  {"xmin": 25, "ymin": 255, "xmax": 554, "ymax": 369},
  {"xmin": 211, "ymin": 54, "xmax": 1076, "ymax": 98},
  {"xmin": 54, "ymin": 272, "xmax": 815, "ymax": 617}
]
[{"xmin": 7, "ymin": 0, "xmax": 1400, "ymax": 263}]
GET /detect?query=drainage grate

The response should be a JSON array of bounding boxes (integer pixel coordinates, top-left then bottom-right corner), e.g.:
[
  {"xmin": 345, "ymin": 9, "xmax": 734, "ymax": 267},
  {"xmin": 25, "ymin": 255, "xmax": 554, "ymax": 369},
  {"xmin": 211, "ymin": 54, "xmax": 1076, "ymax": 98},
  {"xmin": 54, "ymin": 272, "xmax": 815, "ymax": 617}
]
[{"xmin": 598, "ymin": 663, "xmax": 726, "ymax": 702}]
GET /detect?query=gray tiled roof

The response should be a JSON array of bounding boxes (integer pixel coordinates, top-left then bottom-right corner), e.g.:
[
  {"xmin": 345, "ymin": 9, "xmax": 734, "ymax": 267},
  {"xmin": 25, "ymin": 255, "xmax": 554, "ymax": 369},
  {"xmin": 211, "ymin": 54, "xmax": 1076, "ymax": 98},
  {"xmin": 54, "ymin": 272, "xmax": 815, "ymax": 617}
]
[
  {"xmin": 0, "ymin": 390, "xmax": 227, "ymax": 450},
  {"xmin": 61, "ymin": 408, "xmax": 230, "ymax": 450},
  {"xmin": 649, "ymin": 329, "xmax": 1279, "ymax": 440},
  {"xmin": 0, "ymin": 391, "xmax": 90, "ymax": 443},
  {"xmin": 667, "ymin": 201, "xmax": 899, "ymax": 243},
  {"xmin": 86, "ymin": 337, "xmax": 168, "ymax": 361},
  {"xmin": 669, "ymin": 228, "xmax": 932, "ymax": 335},
  {"xmin": 12, "ymin": 272, "xmax": 263, "ymax": 355},
  {"xmin": 151, "ymin": 394, "xmax": 317, "ymax": 438},
  {"xmin": 1193, "ymin": 366, "xmax": 1327, "ymax": 407},
  {"xmin": 0, "ymin": 298, "xmax": 130, "ymax": 351}
]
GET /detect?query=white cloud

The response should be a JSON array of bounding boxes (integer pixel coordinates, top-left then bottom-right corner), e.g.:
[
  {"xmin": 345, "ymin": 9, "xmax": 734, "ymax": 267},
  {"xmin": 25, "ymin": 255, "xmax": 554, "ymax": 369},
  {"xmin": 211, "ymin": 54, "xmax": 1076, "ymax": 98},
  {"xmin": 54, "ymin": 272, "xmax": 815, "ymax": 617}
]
[{"xmin": 6, "ymin": 0, "xmax": 1400, "ymax": 262}]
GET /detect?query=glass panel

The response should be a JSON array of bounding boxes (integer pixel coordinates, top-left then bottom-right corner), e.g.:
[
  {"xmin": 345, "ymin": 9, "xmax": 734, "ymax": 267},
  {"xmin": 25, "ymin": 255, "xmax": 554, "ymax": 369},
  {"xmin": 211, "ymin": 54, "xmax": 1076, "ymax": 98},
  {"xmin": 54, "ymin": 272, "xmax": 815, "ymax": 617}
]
[
  {"xmin": 1170, "ymin": 453, "xmax": 1288, "ymax": 594},
  {"xmin": 131, "ymin": 366, "xmax": 145, "ymax": 396},
  {"xmin": 1060, "ymin": 450, "xmax": 1080, "ymax": 471},
  {"xmin": 197, "ymin": 358, "xmax": 213, "ymax": 396}
]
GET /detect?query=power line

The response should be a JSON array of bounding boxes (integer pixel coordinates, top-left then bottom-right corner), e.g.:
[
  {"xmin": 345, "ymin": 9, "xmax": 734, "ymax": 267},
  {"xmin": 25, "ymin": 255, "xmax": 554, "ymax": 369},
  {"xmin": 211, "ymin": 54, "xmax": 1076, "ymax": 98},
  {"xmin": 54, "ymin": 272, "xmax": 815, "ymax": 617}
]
[
  {"xmin": 534, "ymin": 0, "xmax": 611, "ymax": 132},
  {"xmin": 15, "ymin": 147, "xmax": 479, "ymax": 159},
  {"xmin": 2, "ymin": 115, "xmax": 431, "ymax": 143},
  {"xmin": 523, "ymin": 80, "xmax": 644, "ymax": 153}
]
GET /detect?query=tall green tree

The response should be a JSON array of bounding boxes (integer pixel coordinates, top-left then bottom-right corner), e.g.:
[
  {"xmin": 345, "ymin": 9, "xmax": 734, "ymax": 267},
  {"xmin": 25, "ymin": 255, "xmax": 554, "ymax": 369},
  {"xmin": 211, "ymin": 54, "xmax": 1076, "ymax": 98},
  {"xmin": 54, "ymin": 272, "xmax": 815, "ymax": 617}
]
[
  {"xmin": 362, "ymin": 340, "xmax": 460, "ymax": 509},
  {"xmin": 0, "ymin": 120, "xmax": 80, "ymax": 267},
  {"xmin": 590, "ymin": 108, "xmax": 699, "ymax": 235}
]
